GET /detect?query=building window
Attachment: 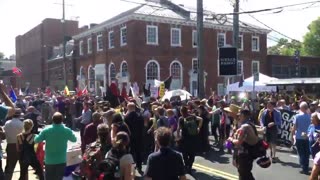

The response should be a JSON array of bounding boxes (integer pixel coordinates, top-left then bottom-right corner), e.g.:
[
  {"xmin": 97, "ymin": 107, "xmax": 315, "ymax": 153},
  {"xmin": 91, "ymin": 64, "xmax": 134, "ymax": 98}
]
[
  {"xmin": 238, "ymin": 35, "xmax": 243, "ymax": 51},
  {"xmin": 120, "ymin": 26, "xmax": 127, "ymax": 46},
  {"xmin": 79, "ymin": 41, "xmax": 84, "ymax": 55},
  {"xmin": 87, "ymin": 38, "xmax": 92, "ymax": 54},
  {"xmin": 252, "ymin": 61, "xmax": 260, "ymax": 74},
  {"xmin": 252, "ymin": 36, "xmax": 260, "ymax": 51},
  {"xmin": 237, "ymin": 60, "xmax": 243, "ymax": 75},
  {"xmin": 217, "ymin": 33, "xmax": 226, "ymax": 48},
  {"xmin": 192, "ymin": 30, "xmax": 197, "ymax": 48},
  {"xmin": 171, "ymin": 28, "xmax": 181, "ymax": 46},
  {"xmin": 146, "ymin": 60, "xmax": 160, "ymax": 80},
  {"xmin": 109, "ymin": 63, "xmax": 116, "ymax": 84},
  {"xmin": 217, "ymin": 83, "xmax": 226, "ymax": 97},
  {"xmin": 109, "ymin": 31, "xmax": 114, "ymax": 49},
  {"xmin": 88, "ymin": 66, "xmax": 95, "ymax": 90},
  {"xmin": 192, "ymin": 58, "xmax": 198, "ymax": 73},
  {"xmin": 97, "ymin": 34, "xmax": 103, "ymax": 51},
  {"xmin": 146, "ymin": 25, "xmax": 158, "ymax": 45},
  {"xmin": 170, "ymin": 61, "xmax": 183, "ymax": 90},
  {"xmin": 121, "ymin": 61, "xmax": 128, "ymax": 77}
]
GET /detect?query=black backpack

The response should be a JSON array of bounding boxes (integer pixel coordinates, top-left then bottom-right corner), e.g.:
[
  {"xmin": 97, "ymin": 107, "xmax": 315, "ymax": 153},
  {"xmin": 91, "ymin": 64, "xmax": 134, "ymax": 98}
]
[
  {"xmin": 242, "ymin": 122, "xmax": 268, "ymax": 159},
  {"xmin": 99, "ymin": 149, "xmax": 122, "ymax": 180}
]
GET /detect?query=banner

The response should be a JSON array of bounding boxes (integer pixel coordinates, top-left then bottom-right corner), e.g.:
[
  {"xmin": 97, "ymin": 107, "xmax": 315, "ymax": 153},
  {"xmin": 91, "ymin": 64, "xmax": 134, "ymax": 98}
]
[
  {"xmin": 219, "ymin": 47, "xmax": 237, "ymax": 76},
  {"xmin": 277, "ymin": 109, "xmax": 296, "ymax": 146},
  {"xmin": 159, "ymin": 82, "xmax": 165, "ymax": 98}
]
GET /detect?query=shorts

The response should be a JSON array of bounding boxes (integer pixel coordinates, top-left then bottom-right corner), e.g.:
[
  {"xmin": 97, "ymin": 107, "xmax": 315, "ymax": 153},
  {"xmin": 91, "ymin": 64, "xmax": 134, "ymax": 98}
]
[{"xmin": 266, "ymin": 128, "xmax": 278, "ymax": 144}]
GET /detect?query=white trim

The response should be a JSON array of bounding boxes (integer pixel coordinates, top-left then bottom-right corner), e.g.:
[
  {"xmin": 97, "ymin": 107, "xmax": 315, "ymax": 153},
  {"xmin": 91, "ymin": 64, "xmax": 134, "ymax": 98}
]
[
  {"xmin": 96, "ymin": 34, "xmax": 103, "ymax": 51},
  {"xmin": 237, "ymin": 60, "xmax": 244, "ymax": 75},
  {"xmin": 145, "ymin": 59, "xmax": 160, "ymax": 82},
  {"xmin": 252, "ymin": 36, "xmax": 260, "ymax": 52},
  {"xmin": 108, "ymin": 62, "xmax": 116, "ymax": 85},
  {"xmin": 170, "ymin": 28, "xmax": 181, "ymax": 47},
  {"xmin": 252, "ymin": 60, "xmax": 260, "ymax": 74},
  {"xmin": 88, "ymin": 65, "xmax": 94, "ymax": 89},
  {"xmin": 192, "ymin": 30, "xmax": 197, "ymax": 48},
  {"xmin": 169, "ymin": 60, "xmax": 183, "ymax": 89},
  {"xmin": 146, "ymin": 25, "xmax": 158, "ymax": 45},
  {"xmin": 120, "ymin": 26, "xmax": 127, "ymax": 46},
  {"xmin": 217, "ymin": 32, "xmax": 226, "ymax": 49},
  {"xmin": 108, "ymin": 31, "xmax": 115, "ymax": 49},
  {"xmin": 87, "ymin": 38, "xmax": 92, "ymax": 54},
  {"xmin": 79, "ymin": 41, "xmax": 83, "ymax": 55},
  {"xmin": 238, "ymin": 35, "xmax": 244, "ymax": 51},
  {"xmin": 79, "ymin": 66, "xmax": 84, "ymax": 79},
  {"xmin": 120, "ymin": 61, "xmax": 128, "ymax": 76}
]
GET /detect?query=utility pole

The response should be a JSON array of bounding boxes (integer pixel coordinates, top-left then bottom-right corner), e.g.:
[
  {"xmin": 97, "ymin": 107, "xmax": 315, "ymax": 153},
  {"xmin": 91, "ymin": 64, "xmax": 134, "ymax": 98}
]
[
  {"xmin": 197, "ymin": 0, "xmax": 205, "ymax": 98},
  {"xmin": 62, "ymin": 0, "xmax": 68, "ymax": 87},
  {"xmin": 233, "ymin": 0, "xmax": 239, "ymax": 49}
]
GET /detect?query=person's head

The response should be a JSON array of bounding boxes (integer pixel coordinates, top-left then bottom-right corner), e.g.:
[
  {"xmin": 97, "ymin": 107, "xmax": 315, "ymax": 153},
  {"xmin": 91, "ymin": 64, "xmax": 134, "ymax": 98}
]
[
  {"xmin": 27, "ymin": 106, "xmax": 35, "ymax": 113},
  {"xmin": 155, "ymin": 127, "xmax": 172, "ymax": 148},
  {"xmin": 127, "ymin": 102, "xmax": 136, "ymax": 112},
  {"xmin": 223, "ymin": 104, "xmax": 240, "ymax": 118},
  {"xmin": 278, "ymin": 99, "xmax": 286, "ymax": 107},
  {"xmin": 198, "ymin": 105, "xmax": 207, "ymax": 115},
  {"xmin": 112, "ymin": 113, "xmax": 123, "ymax": 124},
  {"xmin": 311, "ymin": 112, "xmax": 320, "ymax": 126},
  {"xmin": 92, "ymin": 112, "xmax": 102, "ymax": 124},
  {"xmin": 12, "ymin": 108, "xmax": 23, "ymax": 119},
  {"xmin": 157, "ymin": 107, "xmax": 165, "ymax": 116},
  {"xmin": 299, "ymin": 101, "xmax": 309, "ymax": 113},
  {"xmin": 180, "ymin": 106, "xmax": 189, "ymax": 117},
  {"xmin": 238, "ymin": 109, "xmax": 251, "ymax": 123},
  {"xmin": 166, "ymin": 109, "xmax": 174, "ymax": 118},
  {"xmin": 97, "ymin": 124, "xmax": 109, "ymax": 143},
  {"xmin": 114, "ymin": 132, "xmax": 130, "ymax": 152},
  {"xmin": 52, "ymin": 112, "xmax": 64, "ymax": 124},
  {"xmin": 23, "ymin": 119, "xmax": 34, "ymax": 133},
  {"xmin": 267, "ymin": 101, "xmax": 276, "ymax": 111},
  {"xmin": 83, "ymin": 102, "xmax": 90, "ymax": 110}
]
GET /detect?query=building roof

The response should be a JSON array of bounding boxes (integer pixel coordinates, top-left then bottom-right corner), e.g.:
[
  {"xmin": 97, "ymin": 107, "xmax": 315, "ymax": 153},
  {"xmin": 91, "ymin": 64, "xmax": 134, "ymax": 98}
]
[
  {"xmin": 73, "ymin": 1, "xmax": 270, "ymax": 40},
  {"xmin": 266, "ymin": 78, "xmax": 320, "ymax": 85},
  {"xmin": 0, "ymin": 59, "xmax": 16, "ymax": 71}
]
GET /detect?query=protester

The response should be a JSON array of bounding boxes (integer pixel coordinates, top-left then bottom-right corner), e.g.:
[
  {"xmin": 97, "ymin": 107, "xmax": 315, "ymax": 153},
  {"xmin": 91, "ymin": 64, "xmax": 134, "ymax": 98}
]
[
  {"xmin": 310, "ymin": 151, "xmax": 320, "ymax": 180},
  {"xmin": 292, "ymin": 101, "xmax": 311, "ymax": 175},
  {"xmin": 210, "ymin": 100, "xmax": 221, "ymax": 145},
  {"xmin": 260, "ymin": 101, "xmax": 282, "ymax": 163},
  {"xmin": 17, "ymin": 119, "xmax": 44, "ymax": 180},
  {"xmin": 308, "ymin": 112, "xmax": 320, "ymax": 158},
  {"xmin": 35, "ymin": 112, "xmax": 77, "ymax": 180},
  {"xmin": 198, "ymin": 105, "xmax": 210, "ymax": 153},
  {"xmin": 228, "ymin": 109, "xmax": 259, "ymax": 180},
  {"xmin": 144, "ymin": 127, "xmax": 186, "ymax": 180},
  {"xmin": 24, "ymin": 106, "xmax": 41, "ymax": 134},
  {"xmin": 111, "ymin": 113, "xmax": 131, "ymax": 144},
  {"xmin": 3, "ymin": 108, "xmax": 24, "ymax": 180},
  {"xmin": 82, "ymin": 112, "xmax": 103, "ymax": 152},
  {"xmin": 75, "ymin": 102, "xmax": 92, "ymax": 153},
  {"xmin": 156, "ymin": 107, "xmax": 169, "ymax": 128}
]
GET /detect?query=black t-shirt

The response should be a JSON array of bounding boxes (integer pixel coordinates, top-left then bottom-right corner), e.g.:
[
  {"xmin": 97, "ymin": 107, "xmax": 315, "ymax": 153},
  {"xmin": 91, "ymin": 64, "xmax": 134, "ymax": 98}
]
[{"xmin": 145, "ymin": 147, "xmax": 185, "ymax": 180}]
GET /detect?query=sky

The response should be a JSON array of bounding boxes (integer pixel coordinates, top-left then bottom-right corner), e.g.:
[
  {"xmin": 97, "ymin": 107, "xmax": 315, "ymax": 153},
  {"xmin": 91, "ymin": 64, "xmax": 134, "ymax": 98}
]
[{"xmin": 0, "ymin": 0, "xmax": 319, "ymax": 57}]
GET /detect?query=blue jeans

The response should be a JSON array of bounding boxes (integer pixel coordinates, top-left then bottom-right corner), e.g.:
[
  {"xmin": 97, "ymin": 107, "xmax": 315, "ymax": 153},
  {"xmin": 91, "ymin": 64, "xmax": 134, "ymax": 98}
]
[
  {"xmin": 45, "ymin": 163, "xmax": 66, "ymax": 180},
  {"xmin": 296, "ymin": 139, "xmax": 310, "ymax": 172}
]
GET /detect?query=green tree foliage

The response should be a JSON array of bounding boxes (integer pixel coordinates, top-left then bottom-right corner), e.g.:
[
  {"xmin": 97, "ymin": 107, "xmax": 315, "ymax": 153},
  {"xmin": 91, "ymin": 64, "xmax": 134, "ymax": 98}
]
[
  {"xmin": 268, "ymin": 38, "xmax": 305, "ymax": 56},
  {"xmin": 303, "ymin": 17, "xmax": 320, "ymax": 57}
]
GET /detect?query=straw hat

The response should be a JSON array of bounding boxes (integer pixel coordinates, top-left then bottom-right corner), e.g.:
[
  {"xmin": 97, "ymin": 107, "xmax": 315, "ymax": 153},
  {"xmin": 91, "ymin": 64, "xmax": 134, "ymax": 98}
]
[{"xmin": 224, "ymin": 104, "xmax": 241, "ymax": 114}]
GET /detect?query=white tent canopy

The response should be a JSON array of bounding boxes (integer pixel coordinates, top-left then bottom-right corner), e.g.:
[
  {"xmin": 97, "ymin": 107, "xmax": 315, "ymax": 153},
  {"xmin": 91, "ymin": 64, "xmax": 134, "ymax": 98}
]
[{"xmin": 227, "ymin": 73, "xmax": 278, "ymax": 92}]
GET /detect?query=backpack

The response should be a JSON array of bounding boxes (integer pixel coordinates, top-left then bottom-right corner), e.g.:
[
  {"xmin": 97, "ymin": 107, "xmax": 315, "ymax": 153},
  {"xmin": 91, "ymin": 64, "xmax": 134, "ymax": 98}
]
[
  {"xmin": 80, "ymin": 142, "xmax": 104, "ymax": 179},
  {"xmin": 99, "ymin": 149, "xmax": 122, "ymax": 180},
  {"xmin": 242, "ymin": 122, "xmax": 268, "ymax": 159},
  {"xmin": 183, "ymin": 115, "xmax": 198, "ymax": 136},
  {"xmin": 157, "ymin": 116, "xmax": 169, "ymax": 128}
]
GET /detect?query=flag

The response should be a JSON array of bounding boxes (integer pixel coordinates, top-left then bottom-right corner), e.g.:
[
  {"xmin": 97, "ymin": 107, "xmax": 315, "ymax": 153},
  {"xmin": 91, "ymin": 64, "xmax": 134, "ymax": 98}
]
[
  {"xmin": 64, "ymin": 86, "xmax": 70, "ymax": 96},
  {"xmin": 164, "ymin": 76, "xmax": 172, "ymax": 90},
  {"xmin": 12, "ymin": 67, "xmax": 22, "ymax": 76},
  {"xmin": 9, "ymin": 87, "xmax": 17, "ymax": 102},
  {"xmin": 239, "ymin": 74, "xmax": 244, "ymax": 88},
  {"xmin": 104, "ymin": 83, "xmax": 119, "ymax": 108},
  {"xmin": 45, "ymin": 87, "xmax": 51, "ymax": 97},
  {"xmin": 82, "ymin": 86, "xmax": 88, "ymax": 95},
  {"xmin": 76, "ymin": 87, "xmax": 82, "ymax": 96}
]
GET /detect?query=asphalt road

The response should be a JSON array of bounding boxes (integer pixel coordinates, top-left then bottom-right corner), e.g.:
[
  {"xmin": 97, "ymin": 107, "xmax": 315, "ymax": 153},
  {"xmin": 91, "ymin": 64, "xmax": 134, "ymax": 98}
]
[{"xmin": 3, "ymin": 132, "xmax": 312, "ymax": 180}]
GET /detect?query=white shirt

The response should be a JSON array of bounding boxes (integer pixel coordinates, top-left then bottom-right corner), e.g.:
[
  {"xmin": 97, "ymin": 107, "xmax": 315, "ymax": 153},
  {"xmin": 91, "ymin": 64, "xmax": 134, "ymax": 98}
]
[{"xmin": 4, "ymin": 118, "xmax": 24, "ymax": 144}]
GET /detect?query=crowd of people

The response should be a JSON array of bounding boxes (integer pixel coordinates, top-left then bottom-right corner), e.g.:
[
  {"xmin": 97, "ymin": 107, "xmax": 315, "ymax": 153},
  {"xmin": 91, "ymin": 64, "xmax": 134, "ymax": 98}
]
[{"xmin": 1, "ymin": 84, "xmax": 320, "ymax": 180}]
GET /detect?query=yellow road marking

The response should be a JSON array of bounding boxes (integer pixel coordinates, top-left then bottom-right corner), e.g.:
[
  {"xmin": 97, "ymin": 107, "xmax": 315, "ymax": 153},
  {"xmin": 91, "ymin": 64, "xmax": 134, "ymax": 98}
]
[{"xmin": 193, "ymin": 163, "xmax": 238, "ymax": 180}]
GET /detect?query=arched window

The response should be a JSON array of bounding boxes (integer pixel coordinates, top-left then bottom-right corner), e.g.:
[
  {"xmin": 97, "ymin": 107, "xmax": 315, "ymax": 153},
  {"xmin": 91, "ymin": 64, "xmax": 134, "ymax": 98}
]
[
  {"xmin": 109, "ymin": 63, "xmax": 116, "ymax": 84},
  {"xmin": 88, "ymin": 65, "xmax": 95, "ymax": 90},
  {"xmin": 146, "ymin": 60, "xmax": 160, "ymax": 81},
  {"xmin": 121, "ymin": 61, "xmax": 128, "ymax": 77},
  {"xmin": 170, "ymin": 60, "xmax": 183, "ymax": 89}
]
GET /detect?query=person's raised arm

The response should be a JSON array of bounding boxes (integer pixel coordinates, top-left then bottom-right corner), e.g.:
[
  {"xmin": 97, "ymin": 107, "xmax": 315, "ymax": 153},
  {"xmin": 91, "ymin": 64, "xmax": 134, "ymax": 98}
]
[{"xmin": 0, "ymin": 84, "xmax": 15, "ymax": 117}]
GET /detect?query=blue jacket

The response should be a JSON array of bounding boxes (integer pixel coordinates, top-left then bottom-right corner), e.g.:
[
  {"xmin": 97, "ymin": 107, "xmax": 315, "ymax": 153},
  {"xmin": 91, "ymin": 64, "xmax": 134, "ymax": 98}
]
[{"xmin": 260, "ymin": 109, "xmax": 282, "ymax": 128}]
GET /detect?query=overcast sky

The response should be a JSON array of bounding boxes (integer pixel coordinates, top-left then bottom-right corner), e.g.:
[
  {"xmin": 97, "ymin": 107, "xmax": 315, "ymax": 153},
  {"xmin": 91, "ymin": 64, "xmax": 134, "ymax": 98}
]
[{"xmin": 0, "ymin": 0, "xmax": 319, "ymax": 57}]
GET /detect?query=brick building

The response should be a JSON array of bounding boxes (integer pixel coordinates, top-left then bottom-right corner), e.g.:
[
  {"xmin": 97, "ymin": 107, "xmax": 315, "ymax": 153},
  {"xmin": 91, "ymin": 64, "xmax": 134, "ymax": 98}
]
[
  {"xmin": 16, "ymin": 18, "xmax": 79, "ymax": 91},
  {"xmin": 267, "ymin": 55, "xmax": 320, "ymax": 79},
  {"xmin": 0, "ymin": 58, "xmax": 16, "ymax": 87},
  {"xmin": 72, "ymin": 1, "xmax": 269, "ymax": 97}
]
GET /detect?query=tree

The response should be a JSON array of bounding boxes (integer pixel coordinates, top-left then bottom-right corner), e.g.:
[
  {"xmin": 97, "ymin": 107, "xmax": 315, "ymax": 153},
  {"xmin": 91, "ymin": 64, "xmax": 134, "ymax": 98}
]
[
  {"xmin": 303, "ymin": 17, "xmax": 320, "ymax": 57},
  {"xmin": 268, "ymin": 38, "xmax": 305, "ymax": 56},
  {"xmin": 0, "ymin": 52, "xmax": 4, "ymax": 59}
]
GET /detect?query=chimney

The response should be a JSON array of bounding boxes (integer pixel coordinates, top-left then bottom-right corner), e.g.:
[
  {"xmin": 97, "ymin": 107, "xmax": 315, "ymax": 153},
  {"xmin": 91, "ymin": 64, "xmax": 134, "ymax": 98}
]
[
  {"xmin": 159, "ymin": 0, "xmax": 190, "ymax": 18},
  {"xmin": 90, "ymin": 23, "xmax": 98, "ymax": 29}
]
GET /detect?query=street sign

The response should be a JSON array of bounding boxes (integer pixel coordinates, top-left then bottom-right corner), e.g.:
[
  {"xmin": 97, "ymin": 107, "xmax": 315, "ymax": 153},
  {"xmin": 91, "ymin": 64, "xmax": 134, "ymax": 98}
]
[
  {"xmin": 219, "ymin": 47, "xmax": 237, "ymax": 76},
  {"xmin": 254, "ymin": 72, "xmax": 259, "ymax": 81}
]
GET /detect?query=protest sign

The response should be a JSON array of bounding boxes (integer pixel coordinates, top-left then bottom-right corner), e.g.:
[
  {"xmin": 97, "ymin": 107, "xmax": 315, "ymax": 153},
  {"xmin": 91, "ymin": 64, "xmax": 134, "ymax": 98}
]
[{"xmin": 277, "ymin": 109, "xmax": 296, "ymax": 146}]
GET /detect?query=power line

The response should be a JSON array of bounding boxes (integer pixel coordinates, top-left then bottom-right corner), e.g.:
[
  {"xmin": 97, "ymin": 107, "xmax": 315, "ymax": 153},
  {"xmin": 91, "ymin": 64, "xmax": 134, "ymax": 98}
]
[{"xmin": 217, "ymin": 0, "xmax": 320, "ymax": 15}]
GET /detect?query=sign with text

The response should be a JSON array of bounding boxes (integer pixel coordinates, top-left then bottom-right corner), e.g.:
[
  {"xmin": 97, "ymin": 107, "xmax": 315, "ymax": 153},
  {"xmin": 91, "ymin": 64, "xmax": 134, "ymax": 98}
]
[
  {"xmin": 277, "ymin": 109, "xmax": 296, "ymax": 147},
  {"xmin": 219, "ymin": 47, "xmax": 237, "ymax": 76}
]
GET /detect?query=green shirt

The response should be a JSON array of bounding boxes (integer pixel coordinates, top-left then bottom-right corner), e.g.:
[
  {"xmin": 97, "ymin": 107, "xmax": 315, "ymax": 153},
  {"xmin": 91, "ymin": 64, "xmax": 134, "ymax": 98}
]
[
  {"xmin": 35, "ymin": 124, "xmax": 77, "ymax": 165},
  {"xmin": 0, "ymin": 106, "xmax": 8, "ymax": 120}
]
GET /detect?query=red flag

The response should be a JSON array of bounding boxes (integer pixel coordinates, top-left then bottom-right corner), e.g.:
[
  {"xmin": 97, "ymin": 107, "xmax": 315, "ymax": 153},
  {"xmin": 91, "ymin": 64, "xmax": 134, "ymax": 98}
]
[
  {"xmin": 12, "ymin": 67, "xmax": 22, "ymax": 76},
  {"xmin": 82, "ymin": 86, "xmax": 88, "ymax": 95},
  {"xmin": 45, "ymin": 87, "xmax": 51, "ymax": 97},
  {"xmin": 76, "ymin": 87, "xmax": 82, "ymax": 97}
]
